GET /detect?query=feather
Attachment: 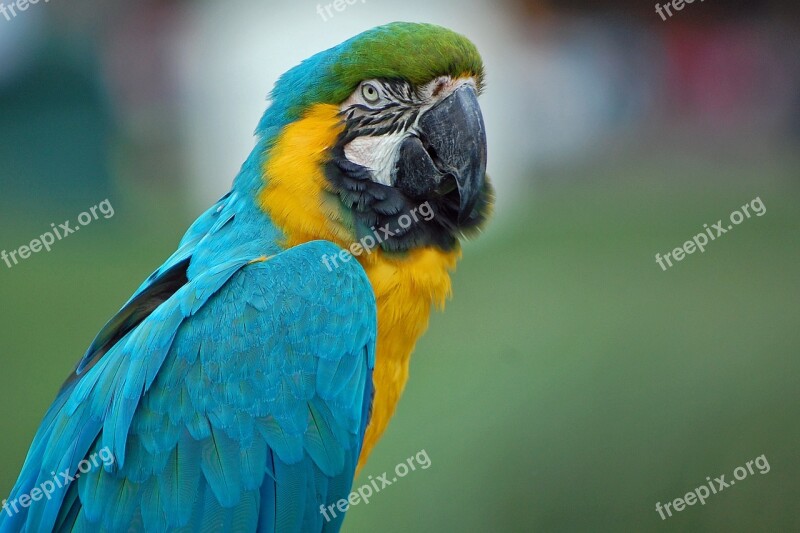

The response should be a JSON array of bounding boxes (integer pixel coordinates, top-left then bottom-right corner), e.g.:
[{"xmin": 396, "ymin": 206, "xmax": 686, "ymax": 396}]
[
  {"xmin": 158, "ymin": 434, "xmax": 202, "ymax": 527},
  {"xmin": 200, "ymin": 425, "xmax": 242, "ymax": 507}
]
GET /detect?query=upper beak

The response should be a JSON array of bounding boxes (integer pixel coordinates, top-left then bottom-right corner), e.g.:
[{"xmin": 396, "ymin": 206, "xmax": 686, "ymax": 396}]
[{"xmin": 394, "ymin": 84, "xmax": 488, "ymax": 223}]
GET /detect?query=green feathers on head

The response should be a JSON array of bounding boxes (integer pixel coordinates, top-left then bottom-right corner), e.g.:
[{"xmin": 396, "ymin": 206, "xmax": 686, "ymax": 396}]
[
  {"xmin": 329, "ymin": 22, "xmax": 485, "ymax": 96},
  {"xmin": 260, "ymin": 22, "xmax": 485, "ymax": 131}
]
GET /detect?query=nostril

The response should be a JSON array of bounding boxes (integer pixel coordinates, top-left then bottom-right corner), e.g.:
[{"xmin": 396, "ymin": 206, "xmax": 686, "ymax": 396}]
[
  {"xmin": 394, "ymin": 135, "xmax": 446, "ymax": 199},
  {"xmin": 417, "ymin": 132, "xmax": 449, "ymax": 175}
]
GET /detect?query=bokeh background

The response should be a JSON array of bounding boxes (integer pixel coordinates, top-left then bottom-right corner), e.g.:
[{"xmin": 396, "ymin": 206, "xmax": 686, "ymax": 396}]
[{"xmin": 1, "ymin": 0, "xmax": 799, "ymax": 531}]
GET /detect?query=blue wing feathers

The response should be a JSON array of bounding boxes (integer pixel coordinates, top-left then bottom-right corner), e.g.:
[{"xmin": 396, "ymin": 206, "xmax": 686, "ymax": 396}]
[{"xmin": 1, "ymin": 239, "xmax": 376, "ymax": 533}]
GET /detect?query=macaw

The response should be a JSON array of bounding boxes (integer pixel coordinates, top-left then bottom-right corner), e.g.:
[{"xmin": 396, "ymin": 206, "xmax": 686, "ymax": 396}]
[{"xmin": 1, "ymin": 21, "xmax": 492, "ymax": 532}]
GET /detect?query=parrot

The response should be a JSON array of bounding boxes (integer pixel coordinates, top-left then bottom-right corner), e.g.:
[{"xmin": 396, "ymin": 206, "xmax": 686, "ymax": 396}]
[{"xmin": 0, "ymin": 21, "xmax": 492, "ymax": 532}]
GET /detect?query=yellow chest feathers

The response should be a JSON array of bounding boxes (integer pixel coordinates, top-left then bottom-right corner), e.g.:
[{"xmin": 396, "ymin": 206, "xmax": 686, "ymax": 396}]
[{"xmin": 259, "ymin": 104, "xmax": 460, "ymax": 467}]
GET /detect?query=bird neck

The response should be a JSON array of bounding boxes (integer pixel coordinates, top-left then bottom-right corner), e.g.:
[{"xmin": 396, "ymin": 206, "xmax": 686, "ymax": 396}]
[{"xmin": 258, "ymin": 103, "xmax": 461, "ymax": 468}]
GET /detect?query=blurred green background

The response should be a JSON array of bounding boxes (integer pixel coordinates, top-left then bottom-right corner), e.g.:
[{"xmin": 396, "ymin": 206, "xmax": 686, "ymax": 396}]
[{"xmin": 1, "ymin": 0, "xmax": 799, "ymax": 531}]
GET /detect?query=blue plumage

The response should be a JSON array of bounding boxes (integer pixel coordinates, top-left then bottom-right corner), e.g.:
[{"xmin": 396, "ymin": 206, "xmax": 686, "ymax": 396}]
[{"xmin": 1, "ymin": 221, "xmax": 376, "ymax": 532}]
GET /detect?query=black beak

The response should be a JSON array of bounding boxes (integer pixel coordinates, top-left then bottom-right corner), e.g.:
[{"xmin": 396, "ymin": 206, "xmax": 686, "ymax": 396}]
[{"xmin": 394, "ymin": 84, "xmax": 487, "ymax": 223}]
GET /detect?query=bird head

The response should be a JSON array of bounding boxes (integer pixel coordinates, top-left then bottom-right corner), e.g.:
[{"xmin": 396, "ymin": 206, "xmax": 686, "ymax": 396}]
[{"xmin": 254, "ymin": 22, "xmax": 492, "ymax": 256}]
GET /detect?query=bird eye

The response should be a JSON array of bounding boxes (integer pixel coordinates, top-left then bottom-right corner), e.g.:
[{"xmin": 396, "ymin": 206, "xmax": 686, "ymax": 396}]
[{"xmin": 361, "ymin": 83, "xmax": 381, "ymax": 105}]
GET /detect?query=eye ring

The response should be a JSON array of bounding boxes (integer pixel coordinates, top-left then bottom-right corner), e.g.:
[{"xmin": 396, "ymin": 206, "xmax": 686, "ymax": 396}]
[{"xmin": 360, "ymin": 82, "xmax": 381, "ymax": 105}]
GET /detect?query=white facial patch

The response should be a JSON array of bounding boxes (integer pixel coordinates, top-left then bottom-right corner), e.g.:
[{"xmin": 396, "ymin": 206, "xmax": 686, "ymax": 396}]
[{"xmin": 343, "ymin": 132, "xmax": 407, "ymax": 186}]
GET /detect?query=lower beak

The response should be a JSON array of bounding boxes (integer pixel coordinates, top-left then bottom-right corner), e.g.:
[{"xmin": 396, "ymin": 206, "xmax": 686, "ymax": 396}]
[{"xmin": 394, "ymin": 84, "xmax": 488, "ymax": 223}]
